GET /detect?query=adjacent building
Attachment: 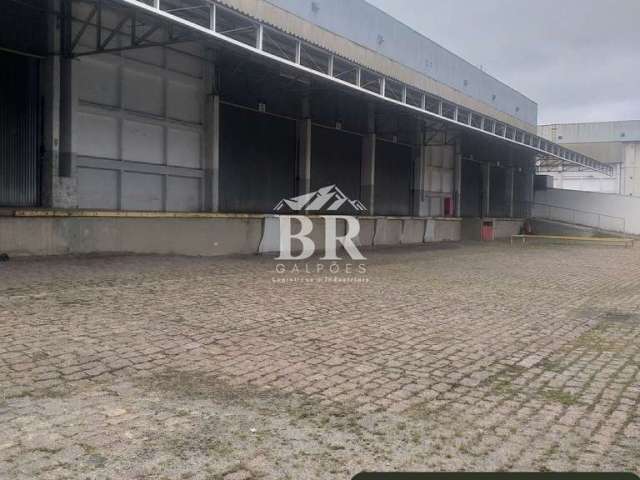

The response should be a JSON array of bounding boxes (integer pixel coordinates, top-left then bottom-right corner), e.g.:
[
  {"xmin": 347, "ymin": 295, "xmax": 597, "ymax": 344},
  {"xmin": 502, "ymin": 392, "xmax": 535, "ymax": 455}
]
[{"xmin": 538, "ymin": 121, "xmax": 640, "ymax": 196}]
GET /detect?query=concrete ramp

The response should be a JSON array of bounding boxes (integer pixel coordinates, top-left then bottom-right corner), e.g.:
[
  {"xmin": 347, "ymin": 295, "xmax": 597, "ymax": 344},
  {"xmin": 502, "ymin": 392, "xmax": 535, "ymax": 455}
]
[{"xmin": 530, "ymin": 218, "xmax": 600, "ymax": 238}]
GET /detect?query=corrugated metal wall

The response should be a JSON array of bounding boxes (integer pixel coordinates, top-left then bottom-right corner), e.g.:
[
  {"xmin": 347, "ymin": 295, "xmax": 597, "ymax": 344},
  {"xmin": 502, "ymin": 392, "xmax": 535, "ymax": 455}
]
[
  {"xmin": 514, "ymin": 170, "xmax": 532, "ymax": 211},
  {"xmin": 220, "ymin": 104, "xmax": 296, "ymax": 213},
  {"xmin": 374, "ymin": 140, "xmax": 412, "ymax": 216},
  {"xmin": 461, "ymin": 159, "xmax": 482, "ymax": 218},
  {"xmin": 489, "ymin": 167, "xmax": 507, "ymax": 218},
  {"xmin": 0, "ymin": 51, "xmax": 40, "ymax": 207},
  {"xmin": 310, "ymin": 125, "xmax": 362, "ymax": 213}
]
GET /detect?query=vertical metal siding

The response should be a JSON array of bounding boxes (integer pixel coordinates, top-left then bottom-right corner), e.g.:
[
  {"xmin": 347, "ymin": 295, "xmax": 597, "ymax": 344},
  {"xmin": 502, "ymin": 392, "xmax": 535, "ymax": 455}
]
[{"xmin": 0, "ymin": 51, "xmax": 41, "ymax": 207}]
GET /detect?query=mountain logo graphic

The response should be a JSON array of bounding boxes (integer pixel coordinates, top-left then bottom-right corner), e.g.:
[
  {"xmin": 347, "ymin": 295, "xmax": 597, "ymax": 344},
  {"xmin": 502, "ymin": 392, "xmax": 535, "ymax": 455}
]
[{"xmin": 274, "ymin": 185, "xmax": 367, "ymax": 212}]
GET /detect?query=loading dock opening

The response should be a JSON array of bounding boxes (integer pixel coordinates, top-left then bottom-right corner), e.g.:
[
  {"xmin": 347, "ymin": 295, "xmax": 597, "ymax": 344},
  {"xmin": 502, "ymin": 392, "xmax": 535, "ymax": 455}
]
[{"xmin": 0, "ymin": 0, "xmax": 617, "ymax": 256}]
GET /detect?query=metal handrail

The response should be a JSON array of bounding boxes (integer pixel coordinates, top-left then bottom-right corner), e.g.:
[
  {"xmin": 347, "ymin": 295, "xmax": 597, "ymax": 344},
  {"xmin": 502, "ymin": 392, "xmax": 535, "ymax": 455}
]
[{"xmin": 525, "ymin": 201, "xmax": 626, "ymax": 234}]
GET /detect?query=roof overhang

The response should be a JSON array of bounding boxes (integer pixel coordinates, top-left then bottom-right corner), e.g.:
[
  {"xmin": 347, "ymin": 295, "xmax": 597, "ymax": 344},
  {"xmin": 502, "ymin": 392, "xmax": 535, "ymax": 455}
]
[{"xmin": 64, "ymin": 0, "xmax": 614, "ymax": 176}]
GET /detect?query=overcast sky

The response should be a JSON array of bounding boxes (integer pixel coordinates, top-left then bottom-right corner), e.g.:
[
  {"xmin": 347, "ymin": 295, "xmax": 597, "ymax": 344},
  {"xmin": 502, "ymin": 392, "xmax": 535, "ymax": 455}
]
[{"xmin": 366, "ymin": 0, "xmax": 640, "ymax": 125}]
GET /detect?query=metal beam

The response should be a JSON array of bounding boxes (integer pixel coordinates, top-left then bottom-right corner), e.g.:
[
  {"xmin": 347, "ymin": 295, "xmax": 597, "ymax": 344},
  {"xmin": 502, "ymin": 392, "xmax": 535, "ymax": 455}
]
[
  {"xmin": 83, "ymin": 0, "xmax": 612, "ymax": 176},
  {"xmin": 70, "ymin": 3, "xmax": 97, "ymax": 52}
]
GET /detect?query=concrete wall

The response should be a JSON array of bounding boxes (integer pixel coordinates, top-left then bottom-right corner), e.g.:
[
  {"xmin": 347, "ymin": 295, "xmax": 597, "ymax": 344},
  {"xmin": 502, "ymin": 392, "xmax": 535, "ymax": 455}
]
[
  {"xmin": 623, "ymin": 143, "xmax": 640, "ymax": 196},
  {"xmin": 0, "ymin": 216, "xmax": 263, "ymax": 256},
  {"xmin": 539, "ymin": 121, "xmax": 640, "ymax": 144},
  {"xmin": 546, "ymin": 169, "xmax": 621, "ymax": 194},
  {"xmin": 493, "ymin": 219, "xmax": 524, "ymax": 239},
  {"xmin": 259, "ymin": 215, "xmax": 348, "ymax": 254},
  {"xmin": 1, "ymin": 215, "xmax": 462, "ymax": 257},
  {"xmin": 461, "ymin": 218, "xmax": 524, "ymax": 241},
  {"xmin": 424, "ymin": 218, "xmax": 462, "ymax": 242},
  {"xmin": 534, "ymin": 188, "xmax": 640, "ymax": 235}
]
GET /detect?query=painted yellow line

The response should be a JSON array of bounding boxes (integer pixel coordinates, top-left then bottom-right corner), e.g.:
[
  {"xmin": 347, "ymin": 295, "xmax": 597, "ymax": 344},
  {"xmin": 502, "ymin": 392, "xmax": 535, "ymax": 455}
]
[
  {"xmin": 13, "ymin": 210, "xmax": 264, "ymax": 219},
  {"xmin": 11, "ymin": 210, "xmax": 463, "ymax": 221},
  {"xmin": 511, "ymin": 234, "xmax": 633, "ymax": 247}
]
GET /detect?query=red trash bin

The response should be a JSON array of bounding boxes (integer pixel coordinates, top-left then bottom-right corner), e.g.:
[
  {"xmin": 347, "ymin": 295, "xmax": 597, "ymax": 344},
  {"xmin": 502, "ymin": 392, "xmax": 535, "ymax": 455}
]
[{"xmin": 481, "ymin": 221, "xmax": 494, "ymax": 241}]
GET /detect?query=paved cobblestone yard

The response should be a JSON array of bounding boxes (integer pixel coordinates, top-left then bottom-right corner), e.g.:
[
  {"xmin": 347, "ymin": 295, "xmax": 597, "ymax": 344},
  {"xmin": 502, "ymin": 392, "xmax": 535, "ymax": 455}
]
[{"xmin": 1, "ymin": 242, "xmax": 639, "ymax": 479}]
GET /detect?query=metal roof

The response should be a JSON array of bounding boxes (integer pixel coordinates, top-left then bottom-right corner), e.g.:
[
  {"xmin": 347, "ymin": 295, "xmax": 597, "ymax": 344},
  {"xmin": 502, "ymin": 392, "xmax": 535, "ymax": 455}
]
[
  {"xmin": 261, "ymin": 0, "xmax": 538, "ymax": 126},
  {"xmin": 68, "ymin": 0, "xmax": 615, "ymax": 176}
]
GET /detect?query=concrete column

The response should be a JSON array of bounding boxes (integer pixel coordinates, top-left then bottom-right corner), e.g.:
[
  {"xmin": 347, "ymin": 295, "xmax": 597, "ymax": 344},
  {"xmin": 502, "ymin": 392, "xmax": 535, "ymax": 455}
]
[
  {"xmin": 506, "ymin": 167, "xmax": 515, "ymax": 218},
  {"xmin": 411, "ymin": 128, "xmax": 425, "ymax": 217},
  {"xmin": 204, "ymin": 52, "xmax": 220, "ymax": 212},
  {"xmin": 454, "ymin": 138, "xmax": 462, "ymax": 218},
  {"xmin": 59, "ymin": 58, "xmax": 73, "ymax": 180},
  {"xmin": 297, "ymin": 97, "xmax": 312, "ymax": 197},
  {"xmin": 204, "ymin": 95, "xmax": 220, "ymax": 212},
  {"xmin": 528, "ymin": 169, "xmax": 535, "ymax": 216},
  {"xmin": 41, "ymin": 0, "xmax": 61, "ymax": 208},
  {"xmin": 361, "ymin": 134, "xmax": 376, "ymax": 214},
  {"xmin": 360, "ymin": 103, "xmax": 376, "ymax": 214},
  {"xmin": 42, "ymin": 0, "xmax": 77, "ymax": 209},
  {"xmin": 482, "ymin": 163, "xmax": 491, "ymax": 218}
]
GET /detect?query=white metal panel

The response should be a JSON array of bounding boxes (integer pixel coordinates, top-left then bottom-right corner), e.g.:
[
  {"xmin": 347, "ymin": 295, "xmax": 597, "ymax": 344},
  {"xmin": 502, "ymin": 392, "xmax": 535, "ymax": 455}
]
[
  {"xmin": 76, "ymin": 112, "xmax": 120, "ymax": 159},
  {"xmin": 74, "ymin": 43, "xmax": 206, "ymax": 212},
  {"xmin": 122, "ymin": 66, "xmax": 164, "ymax": 116},
  {"xmin": 442, "ymin": 150, "xmax": 454, "ymax": 169},
  {"xmin": 77, "ymin": 167, "xmax": 119, "ymax": 209},
  {"xmin": 167, "ymin": 79, "xmax": 201, "ymax": 123},
  {"xmin": 441, "ymin": 170, "xmax": 453, "ymax": 194},
  {"xmin": 430, "ymin": 167, "xmax": 442, "ymax": 192},
  {"xmin": 167, "ymin": 49, "xmax": 203, "ymax": 78},
  {"xmin": 77, "ymin": 57, "xmax": 120, "ymax": 106},
  {"xmin": 122, "ymin": 120, "xmax": 164, "ymax": 164},
  {"xmin": 422, "ymin": 164, "xmax": 429, "ymax": 190},
  {"xmin": 167, "ymin": 176, "xmax": 201, "ymax": 212},
  {"xmin": 124, "ymin": 46, "xmax": 165, "ymax": 67},
  {"xmin": 167, "ymin": 128, "xmax": 201, "ymax": 168},
  {"xmin": 430, "ymin": 198, "xmax": 443, "ymax": 217},
  {"xmin": 122, "ymin": 172, "xmax": 164, "ymax": 211},
  {"xmin": 431, "ymin": 150, "xmax": 443, "ymax": 168}
]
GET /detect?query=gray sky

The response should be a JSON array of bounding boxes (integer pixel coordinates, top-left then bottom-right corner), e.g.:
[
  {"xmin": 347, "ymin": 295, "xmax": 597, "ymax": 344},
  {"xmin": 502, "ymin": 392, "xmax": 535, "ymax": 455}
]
[{"xmin": 366, "ymin": 0, "xmax": 640, "ymax": 125}]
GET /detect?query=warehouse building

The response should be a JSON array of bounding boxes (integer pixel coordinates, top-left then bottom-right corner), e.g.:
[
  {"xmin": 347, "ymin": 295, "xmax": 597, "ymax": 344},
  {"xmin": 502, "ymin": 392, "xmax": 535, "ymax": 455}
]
[
  {"xmin": 538, "ymin": 121, "xmax": 640, "ymax": 195},
  {"xmin": 0, "ymin": 0, "xmax": 613, "ymax": 255}
]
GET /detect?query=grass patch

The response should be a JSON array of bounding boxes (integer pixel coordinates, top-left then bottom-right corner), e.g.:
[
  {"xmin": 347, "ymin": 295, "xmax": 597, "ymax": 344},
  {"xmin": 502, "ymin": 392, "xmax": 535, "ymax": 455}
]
[
  {"xmin": 573, "ymin": 329, "xmax": 617, "ymax": 353},
  {"xmin": 540, "ymin": 388, "xmax": 578, "ymax": 406},
  {"xmin": 541, "ymin": 359, "xmax": 565, "ymax": 373}
]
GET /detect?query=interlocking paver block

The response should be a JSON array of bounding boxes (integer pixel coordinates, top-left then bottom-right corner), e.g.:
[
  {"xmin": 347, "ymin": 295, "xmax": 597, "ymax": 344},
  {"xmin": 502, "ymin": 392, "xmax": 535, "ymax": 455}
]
[{"xmin": 0, "ymin": 242, "xmax": 639, "ymax": 478}]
